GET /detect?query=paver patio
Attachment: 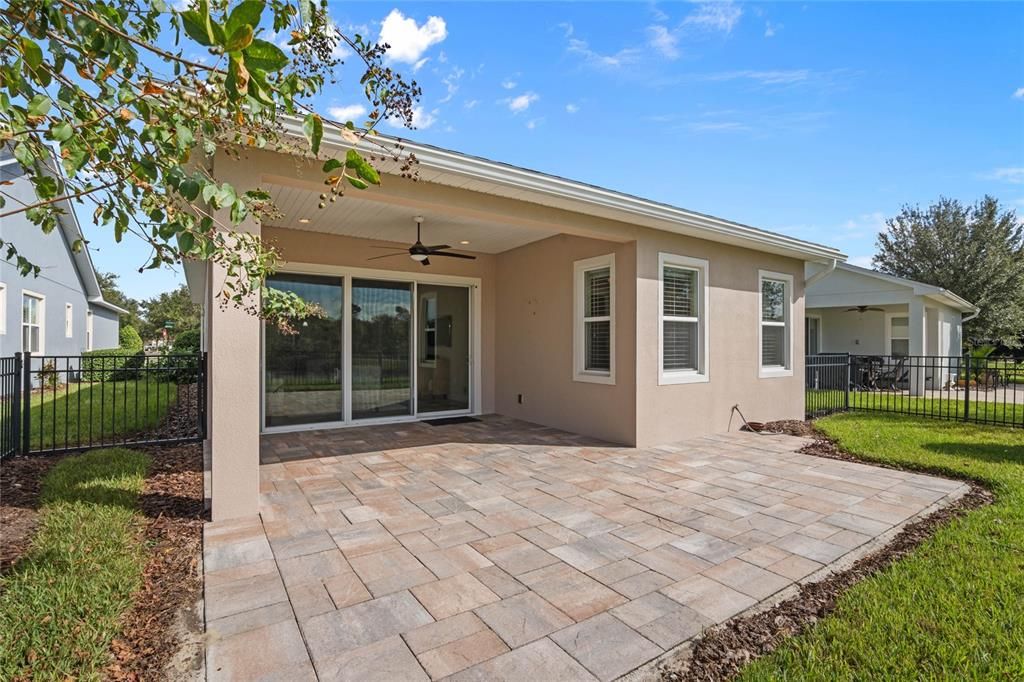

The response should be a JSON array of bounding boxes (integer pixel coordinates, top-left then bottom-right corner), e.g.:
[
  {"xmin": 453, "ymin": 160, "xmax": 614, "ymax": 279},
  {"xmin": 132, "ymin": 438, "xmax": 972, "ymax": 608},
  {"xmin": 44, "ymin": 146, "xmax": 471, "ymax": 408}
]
[{"xmin": 202, "ymin": 415, "xmax": 968, "ymax": 681}]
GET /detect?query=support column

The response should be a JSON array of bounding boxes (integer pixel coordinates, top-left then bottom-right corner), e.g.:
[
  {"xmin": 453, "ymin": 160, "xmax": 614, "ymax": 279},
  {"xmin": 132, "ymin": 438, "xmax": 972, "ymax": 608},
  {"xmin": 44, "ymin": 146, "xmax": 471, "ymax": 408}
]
[
  {"xmin": 207, "ymin": 162, "xmax": 262, "ymax": 521},
  {"xmin": 908, "ymin": 296, "xmax": 926, "ymax": 396}
]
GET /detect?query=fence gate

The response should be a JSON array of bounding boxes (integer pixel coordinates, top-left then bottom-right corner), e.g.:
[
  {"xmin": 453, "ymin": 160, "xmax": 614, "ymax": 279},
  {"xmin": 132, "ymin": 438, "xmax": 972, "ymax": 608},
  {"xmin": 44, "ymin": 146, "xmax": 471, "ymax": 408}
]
[
  {"xmin": 0, "ymin": 352, "xmax": 207, "ymax": 459},
  {"xmin": 806, "ymin": 353, "xmax": 1024, "ymax": 428}
]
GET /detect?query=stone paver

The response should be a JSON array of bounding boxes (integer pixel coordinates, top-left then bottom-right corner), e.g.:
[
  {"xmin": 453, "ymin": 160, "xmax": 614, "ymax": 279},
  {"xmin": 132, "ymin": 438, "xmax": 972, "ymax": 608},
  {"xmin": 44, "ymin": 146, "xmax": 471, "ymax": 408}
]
[{"xmin": 203, "ymin": 415, "xmax": 968, "ymax": 680}]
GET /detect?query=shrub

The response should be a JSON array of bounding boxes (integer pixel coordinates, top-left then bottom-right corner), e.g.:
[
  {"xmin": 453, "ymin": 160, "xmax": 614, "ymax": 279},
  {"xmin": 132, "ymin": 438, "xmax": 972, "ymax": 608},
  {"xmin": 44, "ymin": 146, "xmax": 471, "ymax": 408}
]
[
  {"xmin": 119, "ymin": 325, "xmax": 143, "ymax": 351},
  {"xmin": 81, "ymin": 325, "xmax": 145, "ymax": 382},
  {"xmin": 38, "ymin": 360, "xmax": 60, "ymax": 389},
  {"xmin": 172, "ymin": 328, "xmax": 200, "ymax": 354}
]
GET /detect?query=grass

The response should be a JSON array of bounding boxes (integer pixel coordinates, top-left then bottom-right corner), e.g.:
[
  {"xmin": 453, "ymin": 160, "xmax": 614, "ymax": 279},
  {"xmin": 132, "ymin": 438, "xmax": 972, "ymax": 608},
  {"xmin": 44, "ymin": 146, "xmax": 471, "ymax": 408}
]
[
  {"xmin": 806, "ymin": 389, "xmax": 1024, "ymax": 425},
  {"xmin": 23, "ymin": 378, "xmax": 178, "ymax": 450},
  {"xmin": 0, "ymin": 448, "xmax": 150, "ymax": 680},
  {"xmin": 739, "ymin": 413, "xmax": 1024, "ymax": 680}
]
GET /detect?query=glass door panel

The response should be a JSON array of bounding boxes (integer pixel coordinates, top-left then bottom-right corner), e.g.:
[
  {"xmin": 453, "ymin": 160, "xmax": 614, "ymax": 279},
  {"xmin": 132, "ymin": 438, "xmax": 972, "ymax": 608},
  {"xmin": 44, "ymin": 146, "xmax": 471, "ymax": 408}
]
[
  {"xmin": 264, "ymin": 274, "xmax": 343, "ymax": 427},
  {"xmin": 417, "ymin": 285, "xmax": 470, "ymax": 414},
  {"xmin": 351, "ymin": 279, "xmax": 412, "ymax": 419}
]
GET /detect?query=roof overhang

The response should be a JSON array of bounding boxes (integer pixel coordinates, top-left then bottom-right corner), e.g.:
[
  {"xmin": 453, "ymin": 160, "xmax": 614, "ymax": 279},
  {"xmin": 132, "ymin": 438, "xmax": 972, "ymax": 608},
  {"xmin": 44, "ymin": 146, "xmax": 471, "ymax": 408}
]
[
  {"xmin": 810, "ymin": 262, "xmax": 978, "ymax": 314},
  {"xmin": 275, "ymin": 117, "xmax": 847, "ymax": 265}
]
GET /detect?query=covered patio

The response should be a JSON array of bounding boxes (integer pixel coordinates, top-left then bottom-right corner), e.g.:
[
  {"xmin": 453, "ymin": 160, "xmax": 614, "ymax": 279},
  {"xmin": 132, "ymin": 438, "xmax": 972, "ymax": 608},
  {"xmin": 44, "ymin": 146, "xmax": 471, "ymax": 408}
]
[{"xmin": 201, "ymin": 416, "xmax": 967, "ymax": 681}]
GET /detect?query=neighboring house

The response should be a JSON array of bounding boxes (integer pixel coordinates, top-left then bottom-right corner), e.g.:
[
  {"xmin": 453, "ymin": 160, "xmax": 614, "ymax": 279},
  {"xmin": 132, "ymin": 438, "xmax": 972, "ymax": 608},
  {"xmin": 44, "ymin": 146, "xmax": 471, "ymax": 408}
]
[
  {"xmin": 0, "ymin": 148, "xmax": 125, "ymax": 357},
  {"xmin": 185, "ymin": 123, "xmax": 848, "ymax": 520},
  {"xmin": 804, "ymin": 262, "xmax": 977, "ymax": 360}
]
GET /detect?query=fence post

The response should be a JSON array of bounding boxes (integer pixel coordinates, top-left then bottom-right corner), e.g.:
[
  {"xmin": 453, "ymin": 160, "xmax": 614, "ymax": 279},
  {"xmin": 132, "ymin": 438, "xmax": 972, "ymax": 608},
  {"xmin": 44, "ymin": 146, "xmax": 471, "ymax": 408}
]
[
  {"xmin": 198, "ymin": 351, "xmax": 208, "ymax": 439},
  {"xmin": 962, "ymin": 354, "xmax": 971, "ymax": 422},
  {"xmin": 21, "ymin": 352, "xmax": 31, "ymax": 455},
  {"xmin": 12, "ymin": 353, "xmax": 22, "ymax": 455},
  {"xmin": 844, "ymin": 353, "xmax": 851, "ymax": 412}
]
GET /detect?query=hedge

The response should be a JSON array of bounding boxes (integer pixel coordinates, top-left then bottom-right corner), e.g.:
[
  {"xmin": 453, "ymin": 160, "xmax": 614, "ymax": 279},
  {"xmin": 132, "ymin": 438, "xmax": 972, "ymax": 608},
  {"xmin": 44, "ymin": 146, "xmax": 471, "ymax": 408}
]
[{"xmin": 81, "ymin": 325, "xmax": 145, "ymax": 382}]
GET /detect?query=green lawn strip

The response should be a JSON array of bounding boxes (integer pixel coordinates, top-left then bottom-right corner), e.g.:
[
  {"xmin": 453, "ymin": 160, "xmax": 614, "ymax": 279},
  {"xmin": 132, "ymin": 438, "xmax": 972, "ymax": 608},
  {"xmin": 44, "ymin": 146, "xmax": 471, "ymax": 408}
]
[
  {"xmin": 0, "ymin": 449, "xmax": 150, "ymax": 680},
  {"xmin": 739, "ymin": 413, "xmax": 1024, "ymax": 680},
  {"xmin": 806, "ymin": 389, "xmax": 1024, "ymax": 424},
  {"xmin": 25, "ymin": 379, "xmax": 179, "ymax": 450}
]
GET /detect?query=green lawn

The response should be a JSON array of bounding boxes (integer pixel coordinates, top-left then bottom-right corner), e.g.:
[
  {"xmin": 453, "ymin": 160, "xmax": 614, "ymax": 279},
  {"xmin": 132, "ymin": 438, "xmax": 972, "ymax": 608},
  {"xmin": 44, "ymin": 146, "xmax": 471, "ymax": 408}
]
[
  {"xmin": 806, "ymin": 389, "xmax": 1024, "ymax": 425},
  {"xmin": 0, "ymin": 448, "xmax": 150, "ymax": 680},
  {"xmin": 22, "ymin": 379, "xmax": 178, "ymax": 450},
  {"xmin": 739, "ymin": 413, "xmax": 1024, "ymax": 680}
]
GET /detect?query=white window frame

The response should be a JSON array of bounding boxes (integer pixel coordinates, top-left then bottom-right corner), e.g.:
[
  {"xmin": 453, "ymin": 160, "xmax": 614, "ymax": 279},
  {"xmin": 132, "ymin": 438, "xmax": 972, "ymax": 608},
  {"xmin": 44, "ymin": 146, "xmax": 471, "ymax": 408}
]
[
  {"xmin": 86, "ymin": 309, "xmax": 94, "ymax": 351},
  {"xmin": 65, "ymin": 303, "xmax": 73, "ymax": 338},
  {"xmin": 758, "ymin": 270, "xmax": 793, "ymax": 378},
  {"xmin": 805, "ymin": 314, "xmax": 823, "ymax": 355},
  {"xmin": 885, "ymin": 312, "xmax": 910, "ymax": 357},
  {"xmin": 22, "ymin": 290, "xmax": 45, "ymax": 355},
  {"xmin": 0, "ymin": 283, "xmax": 6, "ymax": 335},
  {"xmin": 658, "ymin": 253, "xmax": 709, "ymax": 385},
  {"xmin": 573, "ymin": 253, "xmax": 616, "ymax": 385}
]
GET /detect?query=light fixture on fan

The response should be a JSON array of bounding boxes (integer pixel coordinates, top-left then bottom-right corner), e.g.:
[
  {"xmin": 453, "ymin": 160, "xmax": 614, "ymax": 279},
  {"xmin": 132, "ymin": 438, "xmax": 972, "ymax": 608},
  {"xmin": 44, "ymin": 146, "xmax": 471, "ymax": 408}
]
[{"xmin": 366, "ymin": 216, "xmax": 477, "ymax": 267}]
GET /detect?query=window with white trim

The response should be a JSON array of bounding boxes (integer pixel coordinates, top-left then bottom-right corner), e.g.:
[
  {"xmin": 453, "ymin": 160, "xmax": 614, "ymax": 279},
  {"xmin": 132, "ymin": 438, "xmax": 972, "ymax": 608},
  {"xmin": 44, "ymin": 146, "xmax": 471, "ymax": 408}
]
[
  {"xmin": 22, "ymin": 292, "xmax": 44, "ymax": 354},
  {"xmin": 659, "ymin": 253, "xmax": 708, "ymax": 384},
  {"xmin": 86, "ymin": 310, "xmax": 94, "ymax": 351},
  {"xmin": 889, "ymin": 315, "xmax": 910, "ymax": 357},
  {"xmin": 0, "ymin": 283, "xmax": 6, "ymax": 335},
  {"xmin": 65, "ymin": 303, "xmax": 73, "ymax": 338},
  {"xmin": 573, "ymin": 254, "xmax": 615, "ymax": 384},
  {"xmin": 758, "ymin": 271, "xmax": 792, "ymax": 376}
]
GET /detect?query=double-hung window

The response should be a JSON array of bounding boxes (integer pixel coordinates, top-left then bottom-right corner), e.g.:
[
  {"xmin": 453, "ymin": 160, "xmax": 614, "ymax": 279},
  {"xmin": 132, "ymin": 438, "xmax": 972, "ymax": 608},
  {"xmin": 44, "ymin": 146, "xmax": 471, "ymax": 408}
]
[
  {"xmin": 22, "ymin": 291, "xmax": 44, "ymax": 354},
  {"xmin": 888, "ymin": 315, "xmax": 910, "ymax": 357},
  {"xmin": 65, "ymin": 303, "xmax": 74, "ymax": 338},
  {"xmin": 573, "ymin": 254, "xmax": 615, "ymax": 384},
  {"xmin": 758, "ymin": 271, "xmax": 792, "ymax": 377},
  {"xmin": 659, "ymin": 253, "xmax": 709, "ymax": 384}
]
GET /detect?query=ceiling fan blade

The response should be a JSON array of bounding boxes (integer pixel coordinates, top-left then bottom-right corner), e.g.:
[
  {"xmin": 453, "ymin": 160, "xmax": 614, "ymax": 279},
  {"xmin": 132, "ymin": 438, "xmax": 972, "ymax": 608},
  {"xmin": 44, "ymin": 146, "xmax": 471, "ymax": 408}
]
[
  {"xmin": 429, "ymin": 251, "xmax": 476, "ymax": 260},
  {"xmin": 424, "ymin": 244, "xmax": 451, "ymax": 251},
  {"xmin": 421, "ymin": 257, "xmax": 430, "ymax": 266},
  {"xmin": 367, "ymin": 253, "xmax": 407, "ymax": 261},
  {"xmin": 369, "ymin": 245, "xmax": 408, "ymax": 251}
]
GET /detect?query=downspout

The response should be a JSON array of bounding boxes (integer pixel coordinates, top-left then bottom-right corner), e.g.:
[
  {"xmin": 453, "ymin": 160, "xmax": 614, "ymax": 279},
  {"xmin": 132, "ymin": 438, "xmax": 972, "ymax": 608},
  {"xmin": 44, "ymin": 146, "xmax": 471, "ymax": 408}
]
[
  {"xmin": 804, "ymin": 258, "xmax": 838, "ymax": 288},
  {"xmin": 961, "ymin": 308, "xmax": 980, "ymax": 324}
]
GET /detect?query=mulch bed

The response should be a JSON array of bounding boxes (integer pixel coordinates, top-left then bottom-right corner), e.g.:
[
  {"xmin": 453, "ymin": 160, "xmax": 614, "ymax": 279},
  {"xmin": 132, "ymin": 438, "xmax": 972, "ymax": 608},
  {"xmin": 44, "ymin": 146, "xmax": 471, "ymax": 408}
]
[
  {"xmin": 0, "ymin": 453, "xmax": 64, "ymax": 575},
  {"xmin": 659, "ymin": 420, "xmax": 993, "ymax": 682}
]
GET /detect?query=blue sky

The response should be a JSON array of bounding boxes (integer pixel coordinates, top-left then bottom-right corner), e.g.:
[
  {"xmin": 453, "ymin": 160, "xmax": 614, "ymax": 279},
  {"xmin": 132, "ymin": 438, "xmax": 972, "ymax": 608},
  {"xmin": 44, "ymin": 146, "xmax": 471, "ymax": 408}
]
[{"xmin": 85, "ymin": 1, "xmax": 1024, "ymax": 298}]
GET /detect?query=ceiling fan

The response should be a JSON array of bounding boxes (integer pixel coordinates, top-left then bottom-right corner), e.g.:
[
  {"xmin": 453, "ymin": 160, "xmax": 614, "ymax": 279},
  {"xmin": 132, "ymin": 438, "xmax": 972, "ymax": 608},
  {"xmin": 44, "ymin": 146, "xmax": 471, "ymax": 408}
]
[
  {"xmin": 367, "ymin": 216, "xmax": 476, "ymax": 267},
  {"xmin": 845, "ymin": 306, "xmax": 885, "ymax": 314}
]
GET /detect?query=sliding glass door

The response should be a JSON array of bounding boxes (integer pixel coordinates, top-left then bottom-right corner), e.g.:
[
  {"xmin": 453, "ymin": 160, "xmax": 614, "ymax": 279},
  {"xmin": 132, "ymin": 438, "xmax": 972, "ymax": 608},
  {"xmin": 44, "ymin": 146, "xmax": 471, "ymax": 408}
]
[
  {"xmin": 263, "ymin": 274, "xmax": 473, "ymax": 430},
  {"xmin": 264, "ymin": 274, "xmax": 343, "ymax": 427},
  {"xmin": 417, "ymin": 284, "xmax": 470, "ymax": 414}
]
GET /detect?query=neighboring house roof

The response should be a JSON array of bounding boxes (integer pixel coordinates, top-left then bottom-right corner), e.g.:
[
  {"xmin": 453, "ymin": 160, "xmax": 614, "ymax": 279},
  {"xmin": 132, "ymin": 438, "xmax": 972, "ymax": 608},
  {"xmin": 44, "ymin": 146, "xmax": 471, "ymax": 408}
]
[
  {"xmin": 809, "ymin": 262, "xmax": 978, "ymax": 314},
  {"xmin": 275, "ymin": 117, "xmax": 847, "ymax": 265},
  {"xmin": 13, "ymin": 147, "xmax": 129, "ymax": 316}
]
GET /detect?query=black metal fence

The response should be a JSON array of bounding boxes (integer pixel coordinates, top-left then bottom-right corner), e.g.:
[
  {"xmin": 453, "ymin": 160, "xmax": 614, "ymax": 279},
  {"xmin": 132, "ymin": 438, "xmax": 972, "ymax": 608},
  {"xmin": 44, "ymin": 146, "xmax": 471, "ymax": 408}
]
[
  {"xmin": 806, "ymin": 353, "xmax": 1024, "ymax": 428},
  {"xmin": 0, "ymin": 352, "xmax": 206, "ymax": 458}
]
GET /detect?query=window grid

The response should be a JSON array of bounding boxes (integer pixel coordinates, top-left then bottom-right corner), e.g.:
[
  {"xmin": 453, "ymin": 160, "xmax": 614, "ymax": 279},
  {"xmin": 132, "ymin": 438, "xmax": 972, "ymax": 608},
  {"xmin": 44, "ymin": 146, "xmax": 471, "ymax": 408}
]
[{"xmin": 659, "ymin": 255, "xmax": 709, "ymax": 384}]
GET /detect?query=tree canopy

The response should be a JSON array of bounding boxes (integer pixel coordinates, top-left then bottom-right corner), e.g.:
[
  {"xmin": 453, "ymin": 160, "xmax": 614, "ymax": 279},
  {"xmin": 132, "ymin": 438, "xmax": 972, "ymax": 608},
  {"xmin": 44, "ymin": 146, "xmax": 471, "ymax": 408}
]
[
  {"xmin": 139, "ymin": 285, "xmax": 201, "ymax": 340},
  {"xmin": 873, "ymin": 196, "xmax": 1024, "ymax": 348},
  {"xmin": 1, "ymin": 0, "xmax": 420, "ymax": 329}
]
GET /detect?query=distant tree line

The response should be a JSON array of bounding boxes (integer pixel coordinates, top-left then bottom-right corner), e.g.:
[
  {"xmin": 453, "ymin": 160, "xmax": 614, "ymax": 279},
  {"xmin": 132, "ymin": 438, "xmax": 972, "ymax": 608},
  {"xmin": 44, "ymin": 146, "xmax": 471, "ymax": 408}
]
[{"xmin": 97, "ymin": 273, "xmax": 201, "ymax": 343}]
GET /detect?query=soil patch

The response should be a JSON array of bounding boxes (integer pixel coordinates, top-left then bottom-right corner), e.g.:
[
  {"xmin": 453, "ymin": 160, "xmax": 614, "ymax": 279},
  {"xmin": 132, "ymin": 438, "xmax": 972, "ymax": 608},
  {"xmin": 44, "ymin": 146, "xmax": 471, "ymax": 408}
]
[
  {"xmin": 0, "ymin": 453, "xmax": 65, "ymax": 574},
  {"xmin": 107, "ymin": 443, "xmax": 206, "ymax": 681},
  {"xmin": 659, "ymin": 421, "xmax": 993, "ymax": 682}
]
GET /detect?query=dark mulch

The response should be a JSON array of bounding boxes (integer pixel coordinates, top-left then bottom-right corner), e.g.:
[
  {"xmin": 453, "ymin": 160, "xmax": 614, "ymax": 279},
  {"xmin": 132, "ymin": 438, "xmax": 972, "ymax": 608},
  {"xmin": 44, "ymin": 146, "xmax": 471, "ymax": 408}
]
[
  {"xmin": 0, "ymin": 453, "xmax": 65, "ymax": 575},
  {"xmin": 107, "ymin": 442, "xmax": 206, "ymax": 681},
  {"xmin": 659, "ymin": 420, "xmax": 993, "ymax": 682}
]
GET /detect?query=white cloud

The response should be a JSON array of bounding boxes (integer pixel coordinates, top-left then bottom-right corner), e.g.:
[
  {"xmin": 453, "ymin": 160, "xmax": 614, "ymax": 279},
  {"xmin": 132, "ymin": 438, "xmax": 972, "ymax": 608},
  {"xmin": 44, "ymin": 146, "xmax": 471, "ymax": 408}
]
[
  {"xmin": 558, "ymin": 22, "xmax": 574, "ymax": 38},
  {"xmin": 764, "ymin": 21, "xmax": 782, "ymax": 37},
  {"xmin": 526, "ymin": 117, "xmax": 543, "ymax": 130},
  {"xmin": 505, "ymin": 92, "xmax": 539, "ymax": 113},
  {"xmin": 1014, "ymin": 87, "xmax": 1024, "ymax": 99},
  {"xmin": 704, "ymin": 69, "xmax": 811, "ymax": 85},
  {"xmin": 688, "ymin": 121, "xmax": 751, "ymax": 132},
  {"xmin": 464, "ymin": 99, "xmax": 479, "ymax": 109},
  {"xmin": 386, "ymin": 105, "xmax": 438, "ymax": 131},
  {"xmin": 328, "ymin": 104, "xmax": 368, "ymax": 122},
  {"xmin": 439, "ymin": 67, "xmax": 464, "ymax": 103},
  {"xmin": 567, "ymin": 37, "xmax": 641, "ymax": 68},
  {"xmin": 647, "ymin": 25, "xmax": 680, "ymax": 59},
  {"xmin": 501, "ymin": 79, "xmax": 518, "ymax": 90},
  {"xmin": 683, "ymin": 1, "xmax": 742, "ymax": 33},
  {"xmin": 987, "ymin": 167, "xmax": 1024, "ymax": 184},
  {"xmin": 378, "ymin": 9, "xmax": 447, "ymax": 65},
  {"xmin": 565, "ymin": 103, "xmax": 580, "ymax": 114}
]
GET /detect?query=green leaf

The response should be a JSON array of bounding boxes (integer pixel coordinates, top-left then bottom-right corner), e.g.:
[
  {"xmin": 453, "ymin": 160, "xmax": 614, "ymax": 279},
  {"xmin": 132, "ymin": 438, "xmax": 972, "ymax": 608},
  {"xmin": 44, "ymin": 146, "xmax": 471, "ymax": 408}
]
[
  {"xmin": 27, "ymin": 94, "xmax": 52, "ymax": 117},
  {"xmin": 21, "ymin": 38, "xmax": 43, "ymax": 70},
  {"xmin": 345, "ymin": 149, "xmax": 380, "ymax": 185},
  {"xmin": 303, "ymin": 113, "xmax": 323, "ymax": 155},
  {"xmin": 179, "ymin": 179, "xmax": 201, "ymax": 201},
  {"xmin": 346, "ymin": 176, "xmax": 369, "ymax": 190},
  {"xmin": 243, "ymin": 39, "xmax": 289, "ymax": 72},
  {"xmin": 180, "ymin": 10, "xmax": 212, "ymax": 46},
  {"xmin": 177, "ymin": 231, "xmax": 196, "ymax": 253},
  {"xmin": 226, "ymin": 0, "xmax": 265, "ymax": 37},
  {"xmin": 201, "ymin": 183, "xmax": 218, "ymax": 204},
  {"xmin": 322, "ymin": 158, "xmax": 343, "ymax": 172},
  {"xmin": 49, "ymin": 121, "xmax": 74, "ymax": 142},
  {"xmin": 224, "ymin": 24, "xmax": 254, "ymax": 52}
]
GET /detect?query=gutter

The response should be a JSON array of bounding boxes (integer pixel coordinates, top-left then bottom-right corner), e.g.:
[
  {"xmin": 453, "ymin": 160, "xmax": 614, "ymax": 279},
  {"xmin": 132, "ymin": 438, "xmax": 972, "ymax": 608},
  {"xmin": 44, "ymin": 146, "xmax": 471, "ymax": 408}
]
[{"xmin": 804, "ymin": 258, "xmax": 837, "ymax": 287}]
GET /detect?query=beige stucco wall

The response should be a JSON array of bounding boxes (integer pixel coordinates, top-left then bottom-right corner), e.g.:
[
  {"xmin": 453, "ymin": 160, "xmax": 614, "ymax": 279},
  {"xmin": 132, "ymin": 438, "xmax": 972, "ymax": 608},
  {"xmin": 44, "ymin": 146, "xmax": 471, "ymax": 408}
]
[
  {"xmin": 634, "ymin": 230, "xmax": 807, "ymax": 447},
  {"xmin": 262, "ymin": 227, "xmax": 498, "ymax": 413},
  {"xmin": 493, "ymin": 235, "xmax": 637, "ymax": 445}
]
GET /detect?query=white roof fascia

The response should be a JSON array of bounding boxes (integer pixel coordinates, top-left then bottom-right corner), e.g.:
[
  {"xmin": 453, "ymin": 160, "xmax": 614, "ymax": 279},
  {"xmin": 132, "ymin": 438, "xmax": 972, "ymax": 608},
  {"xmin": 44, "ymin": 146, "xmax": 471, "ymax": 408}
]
[
  {"xmin": 836, "ymin": 263, "xmax": 977, "ymax": 313},
  {"xmin": 276, "ymin": 118, "xmax": 846, "ymax": 264}
]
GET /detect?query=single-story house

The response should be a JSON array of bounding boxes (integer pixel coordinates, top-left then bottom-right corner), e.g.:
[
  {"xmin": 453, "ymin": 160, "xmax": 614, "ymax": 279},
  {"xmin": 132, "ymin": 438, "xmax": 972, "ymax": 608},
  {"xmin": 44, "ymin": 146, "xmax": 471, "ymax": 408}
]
[
  {"xmin": 804, "ymin": 262, "xmax": 977, "ymax": 358},
  {"xmin": 0, "ymin": 147, "xmax": 125, "ymax": 357},
  {"xmin": 185, "ymin": 125, "xmax": 846, "ymax": 520}
]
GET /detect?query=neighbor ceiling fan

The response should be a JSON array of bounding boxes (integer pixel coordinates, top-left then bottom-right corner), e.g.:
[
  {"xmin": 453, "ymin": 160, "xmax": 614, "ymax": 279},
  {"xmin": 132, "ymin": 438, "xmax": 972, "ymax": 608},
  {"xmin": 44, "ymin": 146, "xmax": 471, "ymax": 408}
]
[
  {"xmin": 845, "ymin": 306, "xmax": 885, "ymax": 314},
  {"xmin": 367, "ymin": 216, "xmax": 476, "ymax": 266}
]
